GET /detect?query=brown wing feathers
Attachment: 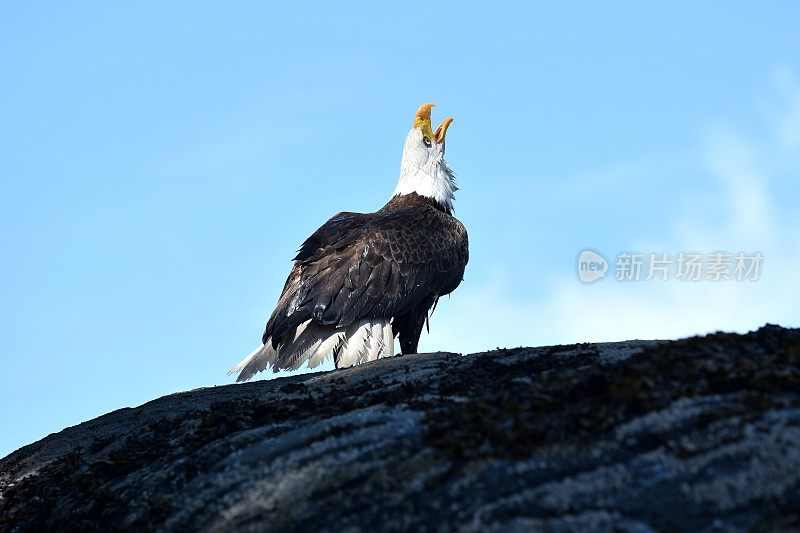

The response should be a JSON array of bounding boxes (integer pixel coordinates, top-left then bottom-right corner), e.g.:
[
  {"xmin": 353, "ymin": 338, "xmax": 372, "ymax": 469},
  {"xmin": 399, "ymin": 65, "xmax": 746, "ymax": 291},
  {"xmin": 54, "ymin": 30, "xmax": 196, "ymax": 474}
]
[{"xmin": 262, "ymin": 194, "xmax": 468, "ymax": 350}]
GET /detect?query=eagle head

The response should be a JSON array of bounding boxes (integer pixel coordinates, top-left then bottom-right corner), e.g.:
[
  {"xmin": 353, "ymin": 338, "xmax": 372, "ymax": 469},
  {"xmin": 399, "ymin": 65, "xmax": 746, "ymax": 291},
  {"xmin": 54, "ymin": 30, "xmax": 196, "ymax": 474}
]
[{"xmin": 393, "ymin": 103, "xmax": 457, "ymax": 212}]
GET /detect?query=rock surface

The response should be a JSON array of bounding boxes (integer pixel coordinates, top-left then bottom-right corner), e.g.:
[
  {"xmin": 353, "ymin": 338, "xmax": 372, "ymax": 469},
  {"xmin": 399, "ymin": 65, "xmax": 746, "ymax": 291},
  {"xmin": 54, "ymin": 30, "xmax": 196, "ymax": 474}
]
[{"xmin": 1, "ymin": 325, "xmax": 799, "ymax": 532}]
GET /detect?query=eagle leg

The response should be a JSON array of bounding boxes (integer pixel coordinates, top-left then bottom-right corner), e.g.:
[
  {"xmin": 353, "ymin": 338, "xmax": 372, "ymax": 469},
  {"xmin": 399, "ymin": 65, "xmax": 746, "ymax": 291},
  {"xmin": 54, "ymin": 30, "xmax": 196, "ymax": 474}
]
[{"xmin": 395, "ymin": 296, "xmax": 436, "ymax": 354}]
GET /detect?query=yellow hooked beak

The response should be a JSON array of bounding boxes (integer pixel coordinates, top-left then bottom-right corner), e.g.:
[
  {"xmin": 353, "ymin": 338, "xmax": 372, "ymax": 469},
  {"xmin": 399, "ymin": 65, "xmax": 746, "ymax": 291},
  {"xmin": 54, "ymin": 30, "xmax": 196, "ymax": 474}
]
[{"xmin": 414, "ymin": 103, "xmax": 454, "ymax": 144}]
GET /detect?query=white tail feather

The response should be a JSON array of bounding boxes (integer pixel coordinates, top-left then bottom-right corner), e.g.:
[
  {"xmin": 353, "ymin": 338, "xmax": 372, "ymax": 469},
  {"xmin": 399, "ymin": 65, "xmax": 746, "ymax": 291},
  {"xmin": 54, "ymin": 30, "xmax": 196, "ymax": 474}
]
[
  {"xmin": 336, "ymin": 320, "xmax": 394, "ymax": 368},
  {"xmin": 227, "ymin": 342, "xmax": 278, "ymax": 382},
  {"xmin": 229, "ymin": 318, "xmax": 395, "ymax": 381}
]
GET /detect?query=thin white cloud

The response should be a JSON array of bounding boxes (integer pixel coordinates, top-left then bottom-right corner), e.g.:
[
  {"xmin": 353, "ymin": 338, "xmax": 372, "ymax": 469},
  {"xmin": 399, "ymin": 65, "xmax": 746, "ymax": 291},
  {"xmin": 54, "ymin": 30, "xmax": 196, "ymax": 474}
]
[
  {"xmin": 425, "ymin": 73, "xmax": 800, "ymax": 353},
  {"xmin": 774, "ymin": 68, "xmax": 800, "ymax": 150},
  {"xmin": 705, "ymin": 133, "xmax": 775, "ymax": 242}
]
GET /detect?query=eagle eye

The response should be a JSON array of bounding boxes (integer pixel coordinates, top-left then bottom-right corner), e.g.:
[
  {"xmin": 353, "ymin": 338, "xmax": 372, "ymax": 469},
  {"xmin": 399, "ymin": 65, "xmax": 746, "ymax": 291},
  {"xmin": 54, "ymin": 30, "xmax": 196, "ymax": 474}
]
[{"xmin": 422, "ymin": 136, "xmax": 432, "ymax": 147}]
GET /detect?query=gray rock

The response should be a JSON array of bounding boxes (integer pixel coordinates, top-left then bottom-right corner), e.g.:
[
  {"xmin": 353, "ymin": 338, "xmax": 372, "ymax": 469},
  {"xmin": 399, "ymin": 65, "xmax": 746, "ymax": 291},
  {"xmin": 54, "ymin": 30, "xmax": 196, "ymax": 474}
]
[{"xmin": 1, "ymin": 325, "xmax": 799, "ymax": 532}]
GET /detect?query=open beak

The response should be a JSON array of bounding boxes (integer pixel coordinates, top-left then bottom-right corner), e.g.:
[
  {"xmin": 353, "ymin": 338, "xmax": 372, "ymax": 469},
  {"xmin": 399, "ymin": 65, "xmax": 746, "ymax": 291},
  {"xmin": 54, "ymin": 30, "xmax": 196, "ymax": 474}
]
[
  {"xmin": 414, "ymin": 103, "xmax": 454, "ymax": 144},
  {"xmin": 434, "ymin": 117, "xmax": 454, "ymax": 144}
]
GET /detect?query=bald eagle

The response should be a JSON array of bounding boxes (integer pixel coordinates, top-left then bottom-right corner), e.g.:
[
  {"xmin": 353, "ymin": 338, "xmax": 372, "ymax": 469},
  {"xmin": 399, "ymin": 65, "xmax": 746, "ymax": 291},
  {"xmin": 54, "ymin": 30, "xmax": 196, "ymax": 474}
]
[{"xmin": 229, "ymin": 104, "xmax": 468, "ymax": 381}]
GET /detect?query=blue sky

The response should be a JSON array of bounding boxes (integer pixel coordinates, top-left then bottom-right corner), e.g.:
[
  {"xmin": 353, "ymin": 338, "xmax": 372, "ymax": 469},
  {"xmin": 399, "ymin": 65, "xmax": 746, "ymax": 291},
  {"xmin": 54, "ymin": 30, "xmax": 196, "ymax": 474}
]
[{"xmin": 2, "ymin": 2, "xmax": 799, "ymax": 457}]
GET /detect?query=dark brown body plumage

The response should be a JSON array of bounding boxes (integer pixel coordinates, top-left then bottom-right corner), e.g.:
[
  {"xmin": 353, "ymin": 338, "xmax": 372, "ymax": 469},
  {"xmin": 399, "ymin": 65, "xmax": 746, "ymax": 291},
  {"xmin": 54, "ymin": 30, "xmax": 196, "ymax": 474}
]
[{"xmin": 263, "ymin": 193, "xmax": 468, "ymax": 360}]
